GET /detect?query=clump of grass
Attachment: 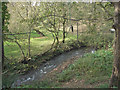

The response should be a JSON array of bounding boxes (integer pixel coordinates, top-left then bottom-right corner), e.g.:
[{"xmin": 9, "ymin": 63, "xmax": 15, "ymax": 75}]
[
  {"xmin": 79, "ymin": 33, "xmax": 114, "ymax": 49},
  {"xmin": 2, "ymin": 74, "xmax": 18, "ymax": 88},
  {"xmin": 96, "ymin": 83, "xmax": 109, "ymax": 88}
]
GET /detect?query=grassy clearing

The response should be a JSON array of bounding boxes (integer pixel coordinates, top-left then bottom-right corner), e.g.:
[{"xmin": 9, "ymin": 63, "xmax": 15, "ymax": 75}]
[
  {"xmin": 4, "ymin": 31, "xmax": 77, "ymax": 60},
  {"xmin": 4, "ymin": 31, "xmax": 53, "ymax": 59}
]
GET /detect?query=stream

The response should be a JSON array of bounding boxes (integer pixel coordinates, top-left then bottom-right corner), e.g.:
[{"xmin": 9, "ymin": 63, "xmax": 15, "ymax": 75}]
[{"xmin": 12, "ymin": 47, "xmax": 95, "ymax": 87}]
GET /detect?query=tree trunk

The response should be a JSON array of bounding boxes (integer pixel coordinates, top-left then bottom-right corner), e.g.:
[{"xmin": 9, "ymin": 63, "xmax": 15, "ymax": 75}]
[
  {"xmin": 62, "ymin": 18, "xmax": 66, "ymax": 43},
  {"xmin": 77, "ymin": 22, "xmax": 79, "ymax": 41},
  {"xmin": 28, "ymin": 31, "xmax": 31, "ymax": 58},
  {"xmin": 2, "ymin": 4, "xmax": 5, "ymax": 68},
  {"xmin": 15, "ymin": 40, "xmax": 26, "ymax": 60},
  {"xmin": 56, "ymin": 33, "xmax": 59, "ymax": 44},
  {"xmin": 2, "ymin": 39, "xmax": 4, "ymax": 67},
  {"xmin": 109, "ymin": 2, "xmax": 120, "ymax": 88}
]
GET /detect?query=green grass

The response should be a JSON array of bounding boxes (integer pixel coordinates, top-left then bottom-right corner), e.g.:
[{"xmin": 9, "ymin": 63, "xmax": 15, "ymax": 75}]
[
  {"xmin": 4, "ymin": 31, "xmax": 71, "ymax": 60},
  {"xmin": 2, "ymin": 73, "xmax": 19, "ymax": 88},
  {"xmin": 96, "ymin": 83, "xmax": 117, "ymax": 88},
  {"xmin": 79, "ymin": 32, "xmax": 114, "ymax": 49},
  {"xmin": 16, "ymin": 80, "xmax": 61, "ymax": 88},
  {"xmin": 56, "ymin": 48, "xmax": 113, "ymax": 87},
  {"xmin": 4, "ymin": 31, "xmax": 53, "ymax": 59},
  {"xmin": 96, "ymin": 83, "xmax": 109, "ymax": 88}
]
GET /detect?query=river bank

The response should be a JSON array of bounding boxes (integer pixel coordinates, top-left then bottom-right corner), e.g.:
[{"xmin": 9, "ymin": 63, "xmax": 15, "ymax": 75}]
[
  {"xmin": 12, "ymin": 47, "xmax": 94, "ymax": 87},
  {"xmin": 15, "ymin": 48, "xmax": 114, "ymax": 88}
]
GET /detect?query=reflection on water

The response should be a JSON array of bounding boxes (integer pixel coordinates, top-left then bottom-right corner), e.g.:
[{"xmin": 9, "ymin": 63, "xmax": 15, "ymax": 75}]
[{"xmin": 12, "ymin": 47, "xmax": 94, "ymax": 87}]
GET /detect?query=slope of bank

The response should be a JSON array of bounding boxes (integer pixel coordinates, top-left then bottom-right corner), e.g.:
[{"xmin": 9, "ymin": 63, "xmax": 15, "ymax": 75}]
[{"xmin": 17, "ymin": 48, "xmax": 114, "ymax": 88}]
